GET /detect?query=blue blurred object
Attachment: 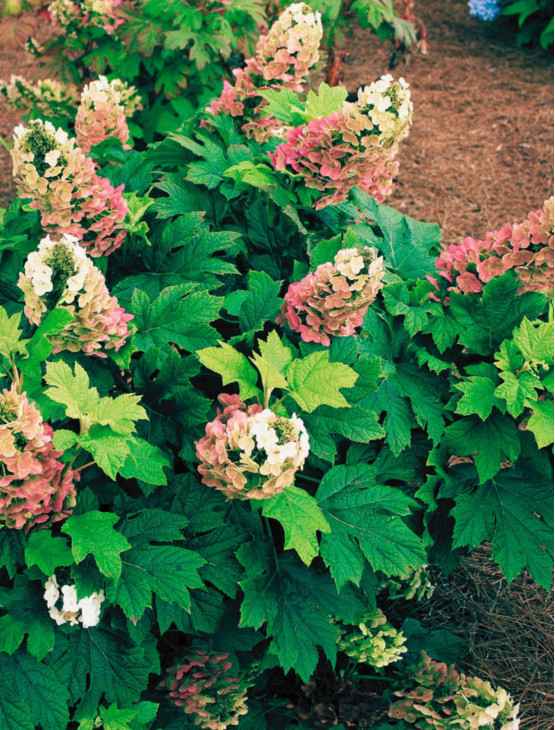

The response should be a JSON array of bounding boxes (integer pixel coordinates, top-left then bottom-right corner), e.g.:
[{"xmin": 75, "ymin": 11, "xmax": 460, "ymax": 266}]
[{"xmin": 468, "ymin": 0, "xmax": 502, "ymax": 22}]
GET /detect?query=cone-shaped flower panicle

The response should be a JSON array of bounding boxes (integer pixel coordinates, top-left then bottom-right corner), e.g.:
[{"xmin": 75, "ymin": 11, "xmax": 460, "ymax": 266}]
[
  {"xmin": 254, "ymin": 2, "xmax": 323, "ymax": 88},
  {"xmin": 389, "ymin": 652, "xmax": 520, "ymax": 729},
  {"xmin": 280, "ymin": 246, "xmax": 385, "ymax": 345},
  {"xmin": 44, "ymin": 574, "xmax": 105, "ymax": 628},
  {"xmin": 11, "ymin": 120, "xmax": 128, "ymax": 256},
  {"xmin": 207, "ymin": 3, "xmax": 322, "ymax": 139},
  {"xmin": 0, "ymin": 75, "xmax": 78, "ymax": 116},
  {"xmin": 435, "ymin": 197, "xmax": 554, "ymax": 296},
  {"xmin": 337, "ymin": 609, "xmax": 407, "ymax": 668},
  {"xmin": 271, "ymin": 75, "xmax": 412, "ymax": 208},
  {"xmin": 48, "ymin": 0, "xmax": 124, "ymax": 32},
  {"xmin": 196, "ymin": 394, "xmax": 309, "ymax": 500},
  {"xmin": 18, "ymin": 233, "xmax": 132, "ymax": 356},
  {"xmin": 0, "ymin": 385, "xmax": 77, "ymax": 530},
  {"xmin": 76, "ymin": 76, "xmax": 141, "ymax": 152},
  {"xmin": 166, "ymin": 650, "xmax": 251, "ymax": 730},
  {"xmin": 383, "ymin": 565, "xmax": 435, "ymax": 602}
]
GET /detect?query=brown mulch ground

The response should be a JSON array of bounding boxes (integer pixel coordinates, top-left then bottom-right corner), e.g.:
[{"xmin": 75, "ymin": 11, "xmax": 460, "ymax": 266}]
[
  {"xmin": 0, "ymin": 2, "xmax": 553, "ymax": 727},
  {"xmin": 341, "ymin": 0, "xmax": 554, "ymax": 244}
]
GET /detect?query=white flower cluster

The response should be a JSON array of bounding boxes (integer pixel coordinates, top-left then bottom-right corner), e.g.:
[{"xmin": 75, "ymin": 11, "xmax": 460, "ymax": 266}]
[
  {"xmin": 21, "ymin": 233, "xmax": 88, "ymax": 301},
  {"xmin": 247, "ymin": 410, "xmax": 310, "ymax": 477},
  {"xmin": 334, "ymin": 246, "xmax": 385, "ymax": 289},
  {"xmin": 356, "ymin": 75, "xmax": 413, "ymax": 146},
  {"xmin": 44, "ymin": 575, "xmax": 105, "ymax": 628}
]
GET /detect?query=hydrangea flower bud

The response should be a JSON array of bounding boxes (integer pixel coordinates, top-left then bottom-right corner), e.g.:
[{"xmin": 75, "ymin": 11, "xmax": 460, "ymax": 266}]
[
  {"xmin": 166, "ymin": 651, "xmax": 251, "ymax": 730},
  {"xmin": 383, "ymin": 565, "xmax": 435, "ymax": 602},
  {"xmin": 196, "ymin": 394, "xmax": 309, "ymax": 500},
  {"xmin": 435, "ymin": 197, "xmax": 554, "ymax": 296},
  {"xmin": 18, "ymin": 234, "xmax": 132, "ymax": 356},
  {"xmin": 44, "ymin": 574, "xmax": 105, "ymax": 628},
  {"xmin": 280, "ymin": 246, "xmax": 384, "ymax": 346},
  {"xmin": 0, "ymin": 385, "xmax": 77, "ymax": 530},
  {"xmin": 389, "ymin": 652, "xmax": 520, "ymax": 729},
  {"xmin": 11, "ymin": 120, "xmax": 128, "ymax": 256},
  {"xmin": 271, "ymin": 75, "xmax": 412, "ymax": 208},
  {"xmin": 337, "ymin": 609, "xmax": 407, "ymax": 668},
  {"xmin": 0, "ymin": 75, "xmax": 78, "ymax": 117},
  {"xmin": 76, "ymin": 76, "xmax": 141, "ymax": 152}
]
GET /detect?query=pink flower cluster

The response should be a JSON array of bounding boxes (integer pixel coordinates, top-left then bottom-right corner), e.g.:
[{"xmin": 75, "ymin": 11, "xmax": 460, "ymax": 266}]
[
  {"xmin": 207, "ymin": 3, "xmax": 322, "ymax": 141},
  {"xmin": 76, "ymin": 76, "xmax": 141, "ymax": 153},
  {"xmin": 0, "ymin": 384, "xmax": 77, "ymax": 531},
  {"xmin": 167, "ymin": 651, "xmax": 250, "ymax": 730},
  {"xmin": 196, "ymin": 393, "xmax": 309, "ymax": 501},
  {"xmin": 18, "ymin": 233, "xmax": 132, "ymax": 357},
  {"xmin": 270, "ymin": 76, "xmax": 413, "ymax": 208},
  {"xmin": 48, "ymin": 0, "xmax": 124, "ymax": 33},
  {"xmin": 11, "ymin": 120, "xmax": 128, "ymax": 257},
  {"xmin": 435, "ymin": 197, "xmax": 554, "ymax": 295},
  {"xmin": 280, "ymin": 246, "xmax": 385, "ymax": 345}
]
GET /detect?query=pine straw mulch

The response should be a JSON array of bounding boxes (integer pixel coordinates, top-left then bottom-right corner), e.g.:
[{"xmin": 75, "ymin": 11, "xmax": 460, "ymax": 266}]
[
  {"xmin": 414, "ymin": 548, "xmax": 553, "ymax": 730},
  {"xmin": 340, "ymin": 0, "xmax": 553, "ymax": 245}
]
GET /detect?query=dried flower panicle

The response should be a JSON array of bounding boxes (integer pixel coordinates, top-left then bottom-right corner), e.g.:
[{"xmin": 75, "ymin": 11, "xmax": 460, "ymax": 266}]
[
  {"xmin": 383, "ymin": 565, "xmax": 435, "ymax": 602},
  {"xmin": 271, "ymin": 75, "xmax": 413, "ymax": 208},
  {"xmin": 434, "ymin": 197, "xmax": 554, "ymax": 296},
  {"xmin": 43, "ymin": 574, "xmax": 105, "ymax": 628},
  {"xmin": 48, "ymin": 0, "xmax": 124, "ymax": 32},
  {"xmin": 196, "ymin": 394, "xmax": 309, "ymax": 501},
  {"xmin": 166, "ymin": 651, "xmax": 251, "ymax": 730},
  {"xmin": 207, "ymin": 3, "xmax": 322, "ymax": 141},
  {"xmin": 11, "ymin": 120, "xmax": 128, "ymax": 257},
  {"xmin": 389, "ymin": 652, "xmax": 520, "ymax": 729},
  {"xmin": 76, "ymin": 76, "xmax": 142, "ymax": 152},
  {"xmin": 0, "ymin": 75, "xmax": 78, "ymax": 117},
  {"xmin": 280, "ymin": 246, "xmax": 385, "ymax": 346},
  {"xmin": 337, "ymin": 609, "xmax": 407, "ymax": 668},
  {"xmin": 0, "ymin": 385, "xmax": 77, "ymax": 530},
  {"xmin": 18, "ymin": 234, "xmax": 132, "ymax": 357}
]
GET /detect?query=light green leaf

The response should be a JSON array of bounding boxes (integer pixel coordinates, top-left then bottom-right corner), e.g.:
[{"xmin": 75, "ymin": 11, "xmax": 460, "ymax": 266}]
[
  {"xmin": 263, "ymin": 486, "xmax": 330, "ymax": 565},
  {"xmin": 62, "ymin": 512, "xmax": 131, "ymax": 580},
  {"xmin": 527, "ymin": 399, "xmax": 554, "ymax": 448},
  {"xmin": 454, "ymin": 376, "xmax": 498, "ymax": 421},
  {"xmin": 304, "ymin": 83, "xmax": 348, "ymax": 120},
  {"xmin": 286, "ymin": 351, "xmax": 358, "ymax": 413},
  {"xmin": 198, "ymin": 342, "xmax": 260, "ymax": 400},
  {"xmin": 119, "ymin": 437, "xmax": 171, "ymax": 486}
]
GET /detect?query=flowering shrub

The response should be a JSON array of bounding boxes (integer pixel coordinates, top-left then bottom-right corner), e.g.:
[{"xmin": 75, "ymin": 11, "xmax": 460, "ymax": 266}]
[
  {"xmin": 11, "ymin": 120, "xmax": 128, "ymax": 255},
  {"xmin": 48, "ymin": 0, "xmax": 124, "ymax": 33},
  {"xmin": 0, "ymin": 384, "xmax": 77, "ymax": 530},
  {"xmin": 389, "ymin": 652, "xmax": 521, "ymax": 728},
  {"xmin": 0, "ymin": 5, "xmax": 551, "ymax": 728},
  {"xmin": 468, "ymin": 0, "xmax": 553, "ymax": 48},
  {"xmin": 166, "ymin": 651, "xmax": 251, "ymax": 730}
]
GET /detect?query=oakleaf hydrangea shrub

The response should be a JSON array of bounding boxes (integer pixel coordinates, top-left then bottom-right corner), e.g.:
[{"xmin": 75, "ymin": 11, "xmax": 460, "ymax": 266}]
[{"xmin": 0, "ymin": 5, "xmax": 551, "ymax": 728}]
